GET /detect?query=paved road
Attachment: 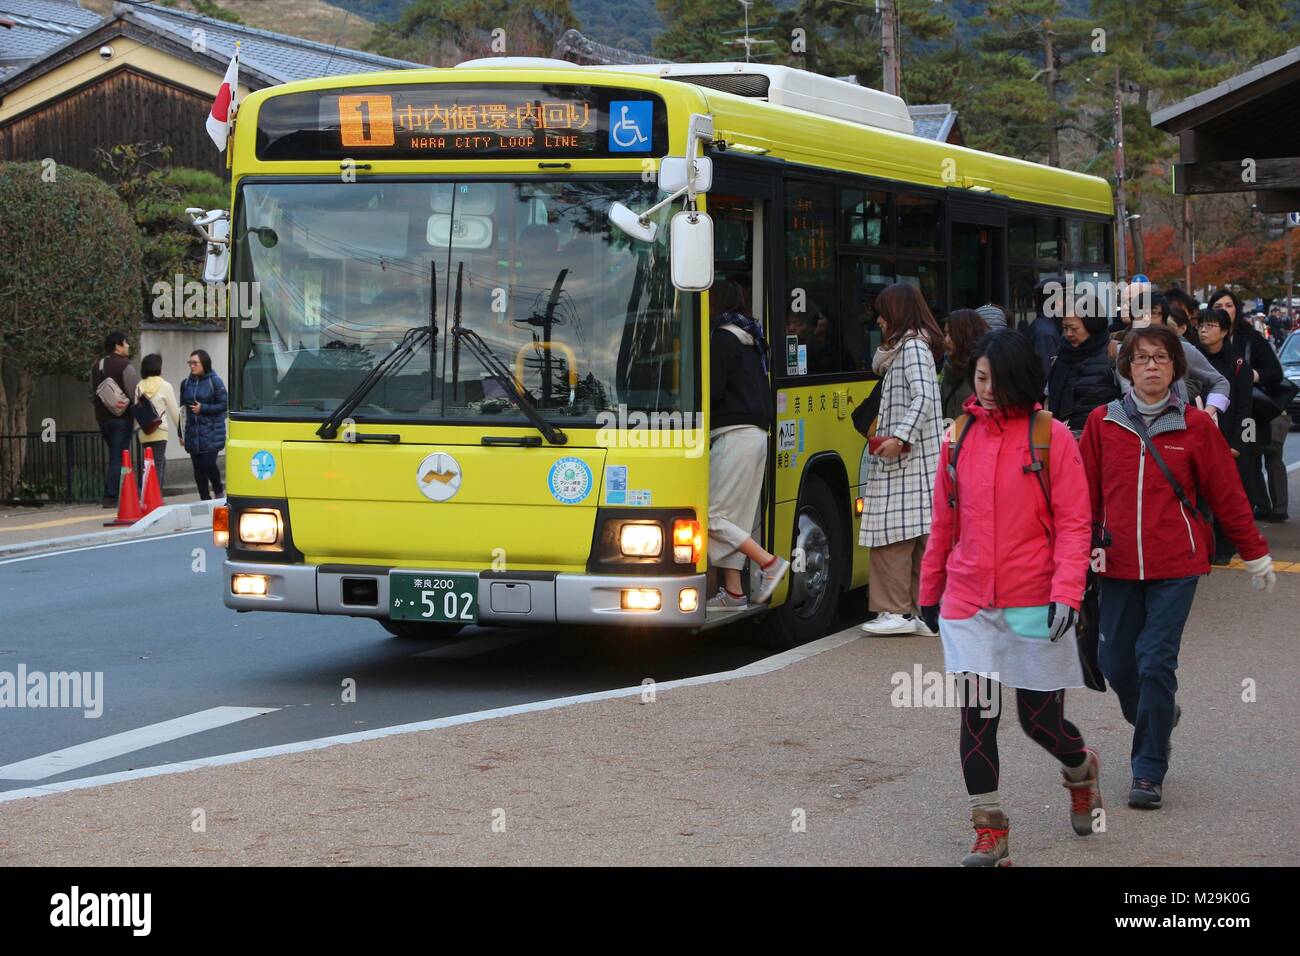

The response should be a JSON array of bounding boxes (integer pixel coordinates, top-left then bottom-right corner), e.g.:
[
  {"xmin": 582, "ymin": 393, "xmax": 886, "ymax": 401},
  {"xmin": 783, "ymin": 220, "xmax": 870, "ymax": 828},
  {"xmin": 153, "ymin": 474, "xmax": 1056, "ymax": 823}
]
[{"xmin": 0, "ymin": 533, "xmax": 776, "ymax": 793}]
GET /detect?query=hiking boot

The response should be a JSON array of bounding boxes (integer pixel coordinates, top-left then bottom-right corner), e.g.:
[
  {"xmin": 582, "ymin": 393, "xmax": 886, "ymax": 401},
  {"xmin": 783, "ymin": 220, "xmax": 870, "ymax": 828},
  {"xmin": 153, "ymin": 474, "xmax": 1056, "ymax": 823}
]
[
  {"xmin": 1129, "ymin": 778, "xmax": 1163, "ymax": 809},
  {"xmin": 1061, "ymin": 747, "xmax": 1103, "ymax": 836},
  {"xmin": 860, "ymin": 612, "xmax": 918, "ymax": 636},
  {"xmin": 961, "ymin": 807, "xmax": 1011, "ymax": 866}
]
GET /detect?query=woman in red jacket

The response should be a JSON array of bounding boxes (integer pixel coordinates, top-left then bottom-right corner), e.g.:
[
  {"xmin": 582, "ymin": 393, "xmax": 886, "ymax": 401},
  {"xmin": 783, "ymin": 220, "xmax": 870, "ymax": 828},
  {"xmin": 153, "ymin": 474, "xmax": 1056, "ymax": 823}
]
[
  {"xmin": 919, "ymin": 330, "xmax": 1099, "ymax": 866},
  {"xmin": 1079, "ymin": 325, "xmax": 1276, "ymax": 811}
]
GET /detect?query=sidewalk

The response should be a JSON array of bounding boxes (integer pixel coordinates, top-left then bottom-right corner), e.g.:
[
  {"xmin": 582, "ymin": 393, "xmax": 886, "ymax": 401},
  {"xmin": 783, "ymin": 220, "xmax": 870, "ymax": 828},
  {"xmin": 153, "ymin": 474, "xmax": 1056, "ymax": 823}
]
[{"xmin": 0, "ymin": 551, "xmax": 1295, "ymax": 866}]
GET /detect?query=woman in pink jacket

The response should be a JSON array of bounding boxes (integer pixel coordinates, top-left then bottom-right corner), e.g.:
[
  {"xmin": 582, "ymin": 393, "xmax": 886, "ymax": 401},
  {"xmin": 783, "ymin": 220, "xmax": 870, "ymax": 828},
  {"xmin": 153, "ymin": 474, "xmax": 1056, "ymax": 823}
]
[{"xmin": 918, "ymin": 330, "xmax": 1098, "ymax": 866}]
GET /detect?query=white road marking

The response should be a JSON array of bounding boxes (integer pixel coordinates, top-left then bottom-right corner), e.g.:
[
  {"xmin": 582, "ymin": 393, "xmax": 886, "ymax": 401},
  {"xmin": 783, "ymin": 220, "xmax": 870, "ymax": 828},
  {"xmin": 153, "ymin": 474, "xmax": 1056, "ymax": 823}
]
[
  {"xmin": 0, "ymin": 529, "xmax": 211, "ymax": 566},
  {"xmin": 0, "ymin": 706, "xmax": 278, "ymax": 781},
  {"xmin": 0, "ymin": 629, "xmax": 862, "ymax": 802},
  {"xmin": 411, "ymin": 631, "xmax": 537, "ymax": 659}
]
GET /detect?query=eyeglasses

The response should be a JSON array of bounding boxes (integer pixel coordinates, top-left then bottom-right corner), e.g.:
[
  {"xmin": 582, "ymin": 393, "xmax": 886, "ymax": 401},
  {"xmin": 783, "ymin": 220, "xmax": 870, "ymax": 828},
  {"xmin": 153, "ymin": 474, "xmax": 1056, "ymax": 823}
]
[{"xmin": 1131, "ymin": 352, "xmax": 1172, "ymax": 367}]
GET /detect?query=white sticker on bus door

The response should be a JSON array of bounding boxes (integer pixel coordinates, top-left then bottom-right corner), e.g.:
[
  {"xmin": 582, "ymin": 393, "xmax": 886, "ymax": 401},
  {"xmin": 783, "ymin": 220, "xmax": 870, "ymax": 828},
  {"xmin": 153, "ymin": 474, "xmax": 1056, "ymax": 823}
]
[{"xmin": 777, "ymin": 420, "xmax": 797, "ymax": 452}]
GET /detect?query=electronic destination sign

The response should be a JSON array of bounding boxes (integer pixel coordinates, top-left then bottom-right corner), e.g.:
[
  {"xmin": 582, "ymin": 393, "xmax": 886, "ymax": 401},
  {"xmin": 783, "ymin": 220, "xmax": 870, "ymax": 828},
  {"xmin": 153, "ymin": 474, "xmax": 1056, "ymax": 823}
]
[{"xmin": 255, "ymin": 84, "xmax": 667, "ymax": 161}]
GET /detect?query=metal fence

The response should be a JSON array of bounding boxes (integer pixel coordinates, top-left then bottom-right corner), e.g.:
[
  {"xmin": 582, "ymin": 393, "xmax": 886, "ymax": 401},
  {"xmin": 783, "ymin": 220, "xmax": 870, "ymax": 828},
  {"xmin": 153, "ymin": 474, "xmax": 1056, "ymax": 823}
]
[{"xmin": 0, "ymin": 431, "xmax": 148, "ymax": 504}]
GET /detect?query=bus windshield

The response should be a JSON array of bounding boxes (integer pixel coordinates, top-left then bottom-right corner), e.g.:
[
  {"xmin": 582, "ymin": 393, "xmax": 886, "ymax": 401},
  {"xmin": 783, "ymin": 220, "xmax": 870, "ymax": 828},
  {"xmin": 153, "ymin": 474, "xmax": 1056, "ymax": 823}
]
[{"xmin": 231, "ymin": 179, "xmax": 694, "ymax": 425}]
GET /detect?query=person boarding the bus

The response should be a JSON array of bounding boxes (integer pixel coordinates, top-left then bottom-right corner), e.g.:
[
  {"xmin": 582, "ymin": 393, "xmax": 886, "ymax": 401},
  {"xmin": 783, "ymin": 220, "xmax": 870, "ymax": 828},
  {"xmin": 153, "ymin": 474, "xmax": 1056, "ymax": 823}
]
[{"xmin": 707, "ymin": 279, "xmax": 789, "ymax": 608}]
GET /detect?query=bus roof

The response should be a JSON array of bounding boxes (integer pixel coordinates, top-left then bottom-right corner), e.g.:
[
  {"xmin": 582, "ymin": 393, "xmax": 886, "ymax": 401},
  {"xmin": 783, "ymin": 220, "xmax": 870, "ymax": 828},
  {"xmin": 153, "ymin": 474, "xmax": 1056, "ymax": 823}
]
[{"xmin": 239, "ymin": 65, "xmax": 1113, "ymax": 217}]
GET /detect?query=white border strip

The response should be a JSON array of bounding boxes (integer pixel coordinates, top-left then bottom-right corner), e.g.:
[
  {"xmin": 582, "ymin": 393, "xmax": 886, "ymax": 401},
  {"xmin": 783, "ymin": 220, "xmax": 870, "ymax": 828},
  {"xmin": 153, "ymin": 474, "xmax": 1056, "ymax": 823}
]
[
  {"xmin": 0, "ymin": 529, "xmax": 211, "ymax": 566},
  {"xmin": 0, "ymin": 629, "xmax": 862, "ymax": 804}
]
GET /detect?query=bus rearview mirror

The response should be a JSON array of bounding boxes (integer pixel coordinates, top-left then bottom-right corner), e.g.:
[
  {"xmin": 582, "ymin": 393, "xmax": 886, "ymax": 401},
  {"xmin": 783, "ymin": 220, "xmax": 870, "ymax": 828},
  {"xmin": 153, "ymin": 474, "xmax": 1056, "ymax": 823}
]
[
  {"xmin": 609, "ymin": 202, "xmax": 657, "ymax": 243},
  {"xmin": 670, "ymin": 211, "xmax": 713, "ymax": 292},
  {"xmin": 658, "ymin": 156, "xmax": 712, "ymax": 195}
]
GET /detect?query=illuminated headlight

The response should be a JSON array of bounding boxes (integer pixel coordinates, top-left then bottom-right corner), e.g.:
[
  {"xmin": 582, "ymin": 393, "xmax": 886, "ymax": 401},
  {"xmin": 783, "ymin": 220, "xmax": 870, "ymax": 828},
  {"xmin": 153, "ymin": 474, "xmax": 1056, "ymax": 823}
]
[
  {"xmin": 621, "ymin": 588, "xmax": 661, "ymax": 611},
  {"xmin": 231, "ymin": 574, "xmax": 269, "ymax": 597},
  {"xmin": 239, "ymin": 511, "xmax": 281, "ymax": 545},
  {"xmin": 619, "ymin": 523, "xmax": 663, "ymax": 557}
]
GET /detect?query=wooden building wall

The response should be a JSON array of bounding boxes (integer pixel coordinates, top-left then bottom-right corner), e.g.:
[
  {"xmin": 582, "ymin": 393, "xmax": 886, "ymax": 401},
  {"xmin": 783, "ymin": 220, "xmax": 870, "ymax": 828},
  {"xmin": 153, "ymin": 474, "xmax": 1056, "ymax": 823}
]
[{"xmin": 0, "ymin": 68, "xmax": 225, "ymax": 175}]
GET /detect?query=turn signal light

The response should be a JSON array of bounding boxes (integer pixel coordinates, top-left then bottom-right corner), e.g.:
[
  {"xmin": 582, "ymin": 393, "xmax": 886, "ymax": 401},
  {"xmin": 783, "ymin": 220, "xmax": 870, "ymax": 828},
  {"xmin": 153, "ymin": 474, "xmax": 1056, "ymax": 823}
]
[
  {"xmin": 855, "ymin": 496, "xmax": 864, "ymax": 516},
  {"xmin": 621, "ymin": 588, "xmax": 661, "ymax": 611},
  {"xmin": 213, "ymin": 505, "xmax": 229, "ymax": 547},
  {"xmin": 672, "ymin": 518, "xmax": 701, "ymax": 565}
]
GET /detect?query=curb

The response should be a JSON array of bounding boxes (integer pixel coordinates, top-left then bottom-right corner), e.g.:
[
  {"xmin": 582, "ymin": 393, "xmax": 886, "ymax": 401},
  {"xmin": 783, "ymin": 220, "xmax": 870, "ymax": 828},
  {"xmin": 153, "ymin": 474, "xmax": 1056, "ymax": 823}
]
[{"xmin": 0, "ymin": 499, "xmax": 223, "ymax": 560}]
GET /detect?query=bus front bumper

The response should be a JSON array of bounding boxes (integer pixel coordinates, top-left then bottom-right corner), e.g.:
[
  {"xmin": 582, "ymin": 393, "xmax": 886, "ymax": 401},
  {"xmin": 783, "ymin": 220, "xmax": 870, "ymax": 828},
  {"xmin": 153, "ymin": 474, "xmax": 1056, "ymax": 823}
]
[{"xmin": 223, "ymin": 560, "xmax": 707, "ymax": 627}]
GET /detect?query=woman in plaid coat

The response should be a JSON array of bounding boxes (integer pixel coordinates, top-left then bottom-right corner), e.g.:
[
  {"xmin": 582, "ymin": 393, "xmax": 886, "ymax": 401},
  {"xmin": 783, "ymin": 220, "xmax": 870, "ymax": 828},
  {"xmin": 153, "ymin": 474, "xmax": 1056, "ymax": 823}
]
[{"xmin": 859, "ymin": 284, "xmax": 945, "ymax": 636}]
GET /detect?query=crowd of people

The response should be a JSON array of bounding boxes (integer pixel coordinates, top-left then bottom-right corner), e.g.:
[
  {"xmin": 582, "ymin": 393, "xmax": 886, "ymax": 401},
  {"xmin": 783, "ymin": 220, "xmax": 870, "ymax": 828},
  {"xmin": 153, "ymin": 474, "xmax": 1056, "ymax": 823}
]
[
  {"xmin": 91, "ymin": 332, "xmax": 228, "ymax": 506},
  {"xmin": 860, "ymin": 277, "xmax": 1286, "ymax": 864}
]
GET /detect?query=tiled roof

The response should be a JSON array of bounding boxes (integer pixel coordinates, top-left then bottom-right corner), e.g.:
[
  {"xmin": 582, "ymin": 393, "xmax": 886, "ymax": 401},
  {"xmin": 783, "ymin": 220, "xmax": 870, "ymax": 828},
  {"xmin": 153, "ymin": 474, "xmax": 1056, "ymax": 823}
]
[
  {"xmin": 0, "ymin": 0, "xmax": 101, "ymax": 73},
  {"xmin": 552, "ymin": 29, "xmax": 666, "ymax": 66},
  {"xmin": 116, "ymin": 0, "xmax": 422, "ymax": 84}
]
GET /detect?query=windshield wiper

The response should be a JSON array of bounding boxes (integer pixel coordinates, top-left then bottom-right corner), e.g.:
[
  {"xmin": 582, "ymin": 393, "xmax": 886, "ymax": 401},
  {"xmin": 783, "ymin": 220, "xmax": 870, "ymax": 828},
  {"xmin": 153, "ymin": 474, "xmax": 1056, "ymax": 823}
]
[
  {"xmin": 316, "ymin": 325, "xmax": 433, "ymax": 439},
  {"xmin": 451, "ymin": 326, "xmax": 567, "ymax": 446}
]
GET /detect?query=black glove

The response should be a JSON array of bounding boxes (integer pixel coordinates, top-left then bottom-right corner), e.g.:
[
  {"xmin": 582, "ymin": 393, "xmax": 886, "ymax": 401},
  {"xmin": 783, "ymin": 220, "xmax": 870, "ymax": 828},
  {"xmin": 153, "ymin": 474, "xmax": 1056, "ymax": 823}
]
[
  {"xmin": 919, "ymin": 604, "xmax": 940, "ymax": 635},
  {"xmin": 1047, "ymin": 601, "xmax": 1077, "ymax": 642}
]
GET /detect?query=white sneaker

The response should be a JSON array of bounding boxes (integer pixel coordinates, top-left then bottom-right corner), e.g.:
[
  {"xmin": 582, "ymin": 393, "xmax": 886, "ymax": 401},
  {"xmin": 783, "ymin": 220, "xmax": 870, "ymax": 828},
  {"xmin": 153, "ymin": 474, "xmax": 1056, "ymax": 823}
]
[
  {"xmin": 910, "ymin": 614, "xmax": 937, "ymax": 637},
  {"xmin": 707, "ymin": 589, "xmax": 748, "ymax": 610},
  {"xmin": 753, "ymin": 557, "xmax": 790, "ymax": 605},
  {"xmin": 859, "ymin": 612, "xmax": 918, "ymax": 636}
]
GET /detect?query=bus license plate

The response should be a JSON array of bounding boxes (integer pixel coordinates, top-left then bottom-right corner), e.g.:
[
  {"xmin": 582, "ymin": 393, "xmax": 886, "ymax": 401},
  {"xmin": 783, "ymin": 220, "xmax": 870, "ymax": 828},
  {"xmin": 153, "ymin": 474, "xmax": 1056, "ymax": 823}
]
[{"xmin": 389, "ymin": 572, "xmax": 478, "ymax": 623}]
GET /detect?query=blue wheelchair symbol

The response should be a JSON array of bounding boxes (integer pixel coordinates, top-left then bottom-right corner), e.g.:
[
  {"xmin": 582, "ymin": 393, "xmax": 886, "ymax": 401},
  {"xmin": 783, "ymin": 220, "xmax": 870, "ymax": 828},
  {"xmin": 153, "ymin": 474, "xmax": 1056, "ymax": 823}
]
[{"xmin": 609, "ymin": 101, "xmax": 652, "ymax": 153}]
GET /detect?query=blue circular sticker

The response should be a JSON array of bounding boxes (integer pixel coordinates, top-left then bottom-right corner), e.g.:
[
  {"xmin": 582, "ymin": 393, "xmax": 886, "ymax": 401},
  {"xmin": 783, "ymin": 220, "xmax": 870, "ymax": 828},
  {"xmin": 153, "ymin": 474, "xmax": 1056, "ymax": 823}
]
[
  {"xmin": 548, "ymin": 457, "xmax": 592, "ymax": 504},
  {"xmin": 250, "ymin": 450, "xmax": 276, "ymax": 481}
]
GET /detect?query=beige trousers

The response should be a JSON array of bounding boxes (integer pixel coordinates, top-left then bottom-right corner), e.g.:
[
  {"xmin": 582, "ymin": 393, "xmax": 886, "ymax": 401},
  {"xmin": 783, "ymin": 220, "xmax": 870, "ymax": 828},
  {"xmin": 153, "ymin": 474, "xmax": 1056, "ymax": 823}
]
[
  {"xmin": 708, "ymin": 425, "xmax": 766, "ymax": 570},
  {"xmin": 868, "ymin": 534, "xmax": 928, "ymax": 614}
]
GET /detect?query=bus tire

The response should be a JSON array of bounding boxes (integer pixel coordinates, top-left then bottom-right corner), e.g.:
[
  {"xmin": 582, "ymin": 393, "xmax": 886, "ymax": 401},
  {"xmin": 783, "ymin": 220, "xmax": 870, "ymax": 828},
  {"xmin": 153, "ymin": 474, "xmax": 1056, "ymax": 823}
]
[
  {"xmin": 760, "ymin": 476, "xmax": 845, "ymax": 650},
  {"xmin": 380, "ymin": 620, "xmax": 465, "ymax": 640}
]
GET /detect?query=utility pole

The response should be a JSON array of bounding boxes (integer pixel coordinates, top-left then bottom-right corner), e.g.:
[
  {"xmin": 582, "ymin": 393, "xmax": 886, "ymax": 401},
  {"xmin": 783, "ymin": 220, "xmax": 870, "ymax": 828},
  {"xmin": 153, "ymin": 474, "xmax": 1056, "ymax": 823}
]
[
  {"xmin": 1183, "ymin": 196, "xmax": 1193, "ymax": 294},
  {"xmin": 880, "ymin": 0, "xmax": 901, "ymax": 97},
  {"xmin": 1286, "ymin": 213, "xmax": 1296, "ymax": 327},
  {"xmin": 1043, "ymin": 20, "xmax": 1059, "ymax": 167},
  {"xmin": 1113, "ymin": 66, "xmax": 1129, "ymax": 286}
]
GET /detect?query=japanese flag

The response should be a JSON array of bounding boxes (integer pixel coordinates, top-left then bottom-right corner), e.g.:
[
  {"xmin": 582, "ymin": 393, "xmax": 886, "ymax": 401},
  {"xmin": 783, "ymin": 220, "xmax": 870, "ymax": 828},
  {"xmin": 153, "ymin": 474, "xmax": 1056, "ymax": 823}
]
[{"xmin": 206, "ymin": 53, "xmax": 239, "ymax": 151}]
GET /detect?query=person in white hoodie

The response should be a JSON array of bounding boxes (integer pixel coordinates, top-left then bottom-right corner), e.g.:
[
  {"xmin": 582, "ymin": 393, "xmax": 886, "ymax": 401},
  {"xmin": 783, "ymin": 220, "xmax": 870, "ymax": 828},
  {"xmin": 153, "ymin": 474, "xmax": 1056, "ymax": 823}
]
[{"xmin": 135, "ymin": 353, "xmax": 182, "ymax": 496}]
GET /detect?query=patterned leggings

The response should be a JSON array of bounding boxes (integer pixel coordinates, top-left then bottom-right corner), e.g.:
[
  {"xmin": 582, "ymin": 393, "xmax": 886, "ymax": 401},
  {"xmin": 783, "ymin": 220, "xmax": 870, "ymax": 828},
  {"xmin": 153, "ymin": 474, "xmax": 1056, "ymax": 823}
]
[{"xmin": 959, "ymin": 676, "xmax": 1087, "ymax": 795}]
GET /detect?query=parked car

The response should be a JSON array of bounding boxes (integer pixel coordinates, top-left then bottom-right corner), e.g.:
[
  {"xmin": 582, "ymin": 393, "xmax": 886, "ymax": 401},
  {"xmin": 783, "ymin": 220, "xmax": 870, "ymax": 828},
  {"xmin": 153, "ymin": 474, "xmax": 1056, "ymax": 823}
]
[{"xmin": 1280, "ymin": 331, "xmax": 1300, "ymax": 426}]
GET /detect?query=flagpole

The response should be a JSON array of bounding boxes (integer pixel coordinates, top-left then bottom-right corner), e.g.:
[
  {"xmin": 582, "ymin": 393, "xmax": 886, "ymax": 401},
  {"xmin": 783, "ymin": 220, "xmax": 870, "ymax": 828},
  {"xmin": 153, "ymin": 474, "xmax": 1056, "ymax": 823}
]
[{"xmin": 226, "ymin": 41, "xmax": 239, "ymax": 172}]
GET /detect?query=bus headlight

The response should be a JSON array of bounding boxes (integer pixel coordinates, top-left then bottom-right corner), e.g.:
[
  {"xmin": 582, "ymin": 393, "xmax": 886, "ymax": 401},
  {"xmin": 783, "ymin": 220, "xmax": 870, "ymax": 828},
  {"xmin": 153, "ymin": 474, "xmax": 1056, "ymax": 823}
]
[
  {"xmin": 239, "ymin": 510, "xmax": 281, "ymax": 546},
  {"xmin": 619, "ymin": 523, "xmax": 663, "ymax": 557}
]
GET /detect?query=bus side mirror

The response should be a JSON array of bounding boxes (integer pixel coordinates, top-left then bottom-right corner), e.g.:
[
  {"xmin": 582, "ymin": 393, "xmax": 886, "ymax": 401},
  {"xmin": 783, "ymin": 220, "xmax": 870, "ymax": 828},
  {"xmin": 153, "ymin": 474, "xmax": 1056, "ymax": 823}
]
[
  {"xmin": 670, "ymin": 211, "xmax": 713, "ymax": 291},
  {"xmin": 186, "ymin": 208, "xmax": 231, "ymax": 283},
  {"xmin": 203, "ymin": 217, "xmax": 230, "ymax": 283},
  {"xmin": 658, "ymin": 156, "xmax": 712, "ymax": 194}
]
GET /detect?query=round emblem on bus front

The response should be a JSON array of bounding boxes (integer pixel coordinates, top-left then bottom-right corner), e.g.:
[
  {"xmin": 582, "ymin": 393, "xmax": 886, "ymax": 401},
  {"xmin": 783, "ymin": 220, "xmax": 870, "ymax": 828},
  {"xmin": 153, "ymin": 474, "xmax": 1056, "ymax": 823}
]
[
  {"xmin": 548, "ymin": 456, "xmax": 592, "ymax": 504},
  {"xmin": 416, "ymin": 452, "xmax": 462, "ymax": 502}
]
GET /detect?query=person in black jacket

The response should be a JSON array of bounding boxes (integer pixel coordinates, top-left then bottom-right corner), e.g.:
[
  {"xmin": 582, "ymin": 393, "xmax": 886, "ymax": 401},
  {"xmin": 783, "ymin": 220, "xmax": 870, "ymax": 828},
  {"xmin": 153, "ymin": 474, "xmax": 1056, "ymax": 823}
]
[
  {"xmin": 1198, "ymin": 308, "xmax": 1256, "ymax": 562},
  {"xmin": 1209, "ymin": 287, "xmax": 1283, "ymax": 515},
  {"xmin": 708, "ymin": 279, "xmax": 789, "ymax": 609},
  {"xmin": 1046, "ymin": 305, "xmax": 1118, "ymax": 437}
]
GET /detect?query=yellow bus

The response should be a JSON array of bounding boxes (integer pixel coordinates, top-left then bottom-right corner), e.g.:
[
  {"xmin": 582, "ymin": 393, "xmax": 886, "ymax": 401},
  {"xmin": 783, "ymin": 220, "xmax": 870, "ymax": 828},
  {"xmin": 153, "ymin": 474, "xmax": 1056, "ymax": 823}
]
[{"xmin": 207, "ymin": 59, "xmax": 1114, "ymax": 648}]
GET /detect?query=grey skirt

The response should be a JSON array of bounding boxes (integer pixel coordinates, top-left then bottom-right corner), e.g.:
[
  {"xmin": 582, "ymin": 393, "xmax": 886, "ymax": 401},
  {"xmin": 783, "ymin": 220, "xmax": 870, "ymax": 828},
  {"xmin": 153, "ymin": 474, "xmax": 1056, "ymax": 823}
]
[{"xmin": 940, "ymin": 607, "xmax": 1084, "ymax": 692}]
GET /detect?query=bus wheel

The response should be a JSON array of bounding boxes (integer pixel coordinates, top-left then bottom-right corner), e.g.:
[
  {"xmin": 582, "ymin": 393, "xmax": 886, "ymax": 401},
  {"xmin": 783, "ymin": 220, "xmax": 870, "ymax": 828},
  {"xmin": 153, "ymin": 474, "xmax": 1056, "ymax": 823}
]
[
  {"xmin": 380, "ymin": 620, "xmax": 465, "ymax": 640},
  {"xmin": 761, "ymin": 476, "xmax": 844, "ymax": 649}
]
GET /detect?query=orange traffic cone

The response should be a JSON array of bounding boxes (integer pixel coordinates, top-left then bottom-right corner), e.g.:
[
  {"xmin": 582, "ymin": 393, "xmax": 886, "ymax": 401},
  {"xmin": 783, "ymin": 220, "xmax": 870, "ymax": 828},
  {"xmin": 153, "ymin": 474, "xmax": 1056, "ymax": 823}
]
[
  {"xmin": 104, "ymin": 450, "xmax": 144, "ymax": 526},
  {"xmin": 139, "ymin": 447, "xmax": 163, "ymax": 515}
]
